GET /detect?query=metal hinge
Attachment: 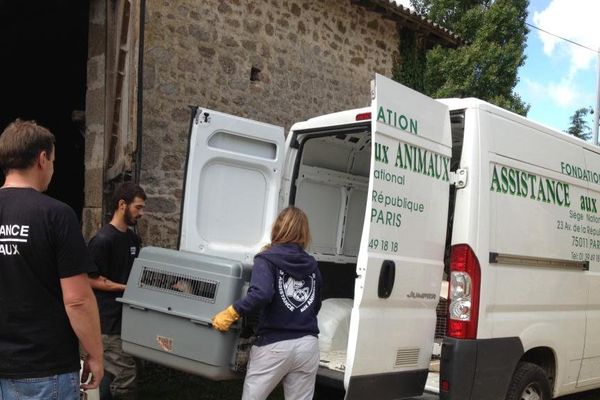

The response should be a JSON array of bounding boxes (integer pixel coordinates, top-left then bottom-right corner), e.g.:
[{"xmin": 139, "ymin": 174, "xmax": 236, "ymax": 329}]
[
  {"xmin": 450, "ymin": 168, "xmax": 468, "ymax": 188},
  {"xmin": 370, "ymin": 79, "xmax": 376, "ymax": 100}
]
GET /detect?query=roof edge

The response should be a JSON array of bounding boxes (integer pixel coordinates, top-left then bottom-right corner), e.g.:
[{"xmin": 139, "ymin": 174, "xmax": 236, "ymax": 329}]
[{"xmin": 353, "ymin": 0, "xmax": 464, "ymax": 47}]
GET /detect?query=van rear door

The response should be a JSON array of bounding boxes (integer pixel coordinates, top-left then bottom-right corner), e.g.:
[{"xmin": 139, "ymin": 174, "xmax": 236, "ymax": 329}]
[
  {"xmin": 119, "ymin": 108, "xmax": 284, "ymax": 380},
  {"xmin": 179, "ymin": 107, "xmax": 285, "ymax": 263},
  {"xmin": 344, "ymin": 74, "xmax": 452, "ymax": 399}
]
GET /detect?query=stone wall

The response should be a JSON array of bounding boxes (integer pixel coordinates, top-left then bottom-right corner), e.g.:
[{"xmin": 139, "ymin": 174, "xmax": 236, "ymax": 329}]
[{"xmin": 138, "ymin": 0, "xmax": 400, "ymax": 248}]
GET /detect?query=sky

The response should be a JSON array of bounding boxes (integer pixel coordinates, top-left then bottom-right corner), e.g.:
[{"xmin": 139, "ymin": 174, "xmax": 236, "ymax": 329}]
[{"xmin": 395, "ymin": 0, "xmax": 600, "ymax": 134}]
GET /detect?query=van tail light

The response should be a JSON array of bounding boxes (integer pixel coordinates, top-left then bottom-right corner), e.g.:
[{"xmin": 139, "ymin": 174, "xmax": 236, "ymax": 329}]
[
  {"xmin": 440, "ymin": 379, "xmax": 450, "ymax": 392},
  {"xmin": 355, "ymin": 112, "xmax": 371, "ymax": 121},
  {"xmin": 447, "ymin": 244, "xmax": 481, "ymax": 339}
]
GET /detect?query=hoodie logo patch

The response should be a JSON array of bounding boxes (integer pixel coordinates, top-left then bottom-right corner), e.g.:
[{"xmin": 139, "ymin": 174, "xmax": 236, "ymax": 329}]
[{"xmin": 277, "ymin": 270, "xmax": 316, "ymax": 312}]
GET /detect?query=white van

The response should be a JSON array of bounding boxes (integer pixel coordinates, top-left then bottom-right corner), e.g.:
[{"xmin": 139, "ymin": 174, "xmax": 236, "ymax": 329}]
[
  {"xmin": 121, "ymin": 74, "xmax": 599, "ymax": 400},
  {"xmin": 120, "ymin": 74, "xmax": 452, "ymax": 399},
  {"xmin": 439, "ymin": 97, "xmax": 600, "ymax": 400}
]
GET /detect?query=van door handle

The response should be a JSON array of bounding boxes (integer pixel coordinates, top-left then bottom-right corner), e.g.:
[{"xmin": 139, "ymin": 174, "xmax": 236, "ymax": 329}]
[{"xmin": 378, "ymin": 260, "xmax": 396, "ymax": 298}]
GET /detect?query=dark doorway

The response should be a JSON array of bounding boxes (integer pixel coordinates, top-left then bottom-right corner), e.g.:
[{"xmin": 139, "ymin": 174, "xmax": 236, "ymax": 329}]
[{"xmin": 0, "ymin": 0, "xmax": 89, "ymax": 220}]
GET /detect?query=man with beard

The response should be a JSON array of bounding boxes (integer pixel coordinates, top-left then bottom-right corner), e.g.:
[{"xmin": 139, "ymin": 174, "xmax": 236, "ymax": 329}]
[{"xmin": 88, "ymin": 182, "xmax": 146, "ymax": 400}]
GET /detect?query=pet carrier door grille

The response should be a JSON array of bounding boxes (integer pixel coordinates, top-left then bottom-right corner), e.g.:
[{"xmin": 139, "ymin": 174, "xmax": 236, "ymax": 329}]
[{"xmin": 139, "ymin": 266, "xmax": 219, "ymax": 303}]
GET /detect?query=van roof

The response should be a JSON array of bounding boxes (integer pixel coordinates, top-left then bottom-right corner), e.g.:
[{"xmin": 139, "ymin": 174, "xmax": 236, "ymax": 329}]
[
  {"xmin": 290, "ymin": 107, "xmax": 371, "ymax": 132},
  {"xmin": 291, "ymin": 97, "xmax": 600, "ymax": 156},
  {"xmin": 438, "ymin": 97, "xmax": 600, "ymax": 156}
]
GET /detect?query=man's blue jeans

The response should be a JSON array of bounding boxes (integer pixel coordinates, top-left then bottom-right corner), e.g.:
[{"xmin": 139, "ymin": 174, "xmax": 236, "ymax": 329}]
[{"xmin": 0, "ymin": 371, "xmax": 79, "ymax": 400}]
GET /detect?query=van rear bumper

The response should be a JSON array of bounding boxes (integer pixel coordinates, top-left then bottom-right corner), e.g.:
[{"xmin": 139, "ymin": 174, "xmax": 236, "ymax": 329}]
[
  {"xmin": 439, "ymin": 337, "xmax": 523, "ymax": 400},
  {"xmin": 345, "ymin": 368, "xmax": 429, "ymax": 400}
]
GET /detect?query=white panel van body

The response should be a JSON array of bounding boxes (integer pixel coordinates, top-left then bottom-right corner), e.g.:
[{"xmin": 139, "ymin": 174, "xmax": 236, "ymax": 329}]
[{"xmin": 439, "ymin": 98, "xmax": 600, "ymax": 400}]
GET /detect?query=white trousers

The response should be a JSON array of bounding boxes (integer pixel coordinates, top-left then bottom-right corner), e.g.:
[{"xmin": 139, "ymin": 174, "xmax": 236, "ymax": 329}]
[{"xmin": 242, "ymin": 335, "xmax": 320, "ymax": 400}]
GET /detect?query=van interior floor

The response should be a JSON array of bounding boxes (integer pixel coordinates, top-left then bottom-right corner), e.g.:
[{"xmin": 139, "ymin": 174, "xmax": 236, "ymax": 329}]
[{"xmin": 319, "ymin": 350, "xmax": 347, "ymax": 372}]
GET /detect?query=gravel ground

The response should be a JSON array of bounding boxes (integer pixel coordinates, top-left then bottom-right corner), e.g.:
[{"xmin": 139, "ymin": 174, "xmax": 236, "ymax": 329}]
[{"xmin": 137, "ymin": 362, "xmax": 342, "ymax": 400}]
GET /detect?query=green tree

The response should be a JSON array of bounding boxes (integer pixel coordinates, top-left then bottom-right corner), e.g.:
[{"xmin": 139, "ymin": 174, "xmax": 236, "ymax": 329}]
[
  {"xmin": 565, "ymin": 107, "xmax": 592, "ymax": 141},
  {"xmin": 393, "ymin": 28, "xmax": 427, "ymax": 93},
  {"xmin": 400, "ymin": 0, "xmax": 529, "ymax": 116}
]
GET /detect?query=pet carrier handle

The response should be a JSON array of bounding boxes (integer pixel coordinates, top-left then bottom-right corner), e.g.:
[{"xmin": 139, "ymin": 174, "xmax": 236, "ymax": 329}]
[
  {"xmin": 190, "ymin": 318, "xmax": 212, "ymax": 327},
  {"xmin": 127, "ymin": 304, "xmax": 147, "ymax": 311},
  {"xmin": 191, "ymin": 318, "xmax": 241, "ymax": 330}
]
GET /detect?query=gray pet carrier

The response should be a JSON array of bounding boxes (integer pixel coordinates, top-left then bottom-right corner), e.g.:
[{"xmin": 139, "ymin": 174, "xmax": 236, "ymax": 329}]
[{"xmin": 119, "ymin": 246, "xmax": 253, "ymax": 380}]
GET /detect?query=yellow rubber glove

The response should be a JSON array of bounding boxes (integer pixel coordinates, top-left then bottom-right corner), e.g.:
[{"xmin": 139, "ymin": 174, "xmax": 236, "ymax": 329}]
[{"xmin": 212, "ymin": 305, "xmax": 240, "ymax": 332}]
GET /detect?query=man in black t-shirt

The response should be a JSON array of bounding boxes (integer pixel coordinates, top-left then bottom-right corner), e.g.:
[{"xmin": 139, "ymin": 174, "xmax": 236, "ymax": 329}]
[
  {"xmin": 88, "ymin": 182, "xmax": 146, "ymax": 400},
  {"xmin": 0, "ymin": 119, "xmax": 104, "ymax": 399}
]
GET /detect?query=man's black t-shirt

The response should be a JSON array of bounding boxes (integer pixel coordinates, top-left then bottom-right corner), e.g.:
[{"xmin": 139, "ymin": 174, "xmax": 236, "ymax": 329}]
[
  {"xmin": 0, "ymin": 187, "xmax": 96, "ymax": 378},
  {"xmin": 88, "ymin": 224, "xmax": 140, "ymax": 334}
]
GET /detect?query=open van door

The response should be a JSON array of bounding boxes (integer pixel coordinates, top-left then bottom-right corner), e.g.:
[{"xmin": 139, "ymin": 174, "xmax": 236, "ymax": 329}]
[
  {"xmin": 179, "ymin": 107, "xmax": 285, "ymax": 263},
  {"xmin": 344, "ymin": 74, "xmax": 452, "ymax": 399}
]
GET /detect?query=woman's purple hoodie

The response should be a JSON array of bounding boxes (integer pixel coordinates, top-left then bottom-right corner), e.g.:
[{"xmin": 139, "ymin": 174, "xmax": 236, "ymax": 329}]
[{"xmin": 233, "ymin": 243, "xmax": 321, "ymax": 346}]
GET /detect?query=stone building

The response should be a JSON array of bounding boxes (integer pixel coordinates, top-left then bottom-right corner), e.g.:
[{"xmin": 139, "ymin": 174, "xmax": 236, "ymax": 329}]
[{"xmin": 82, "ymin": 0, "xmax": 460, "ymax": 247}]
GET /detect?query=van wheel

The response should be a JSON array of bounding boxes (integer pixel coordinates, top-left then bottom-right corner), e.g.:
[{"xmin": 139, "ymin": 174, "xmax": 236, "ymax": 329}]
[{"xmin": 505, "ymin": 362, "xmax": 551, "ymax": 400}]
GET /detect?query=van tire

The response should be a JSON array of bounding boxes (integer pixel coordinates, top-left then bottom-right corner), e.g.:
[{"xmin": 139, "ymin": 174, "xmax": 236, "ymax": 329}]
[{"xmin": 505, "ymin": 362, "xmax": 551, "ymax": 400}]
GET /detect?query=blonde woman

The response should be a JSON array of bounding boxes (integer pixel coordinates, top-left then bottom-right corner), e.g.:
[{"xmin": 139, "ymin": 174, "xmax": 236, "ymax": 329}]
[{"xmin": 212, "ymin": 206, "xmax": 322, "ymax": 400}]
